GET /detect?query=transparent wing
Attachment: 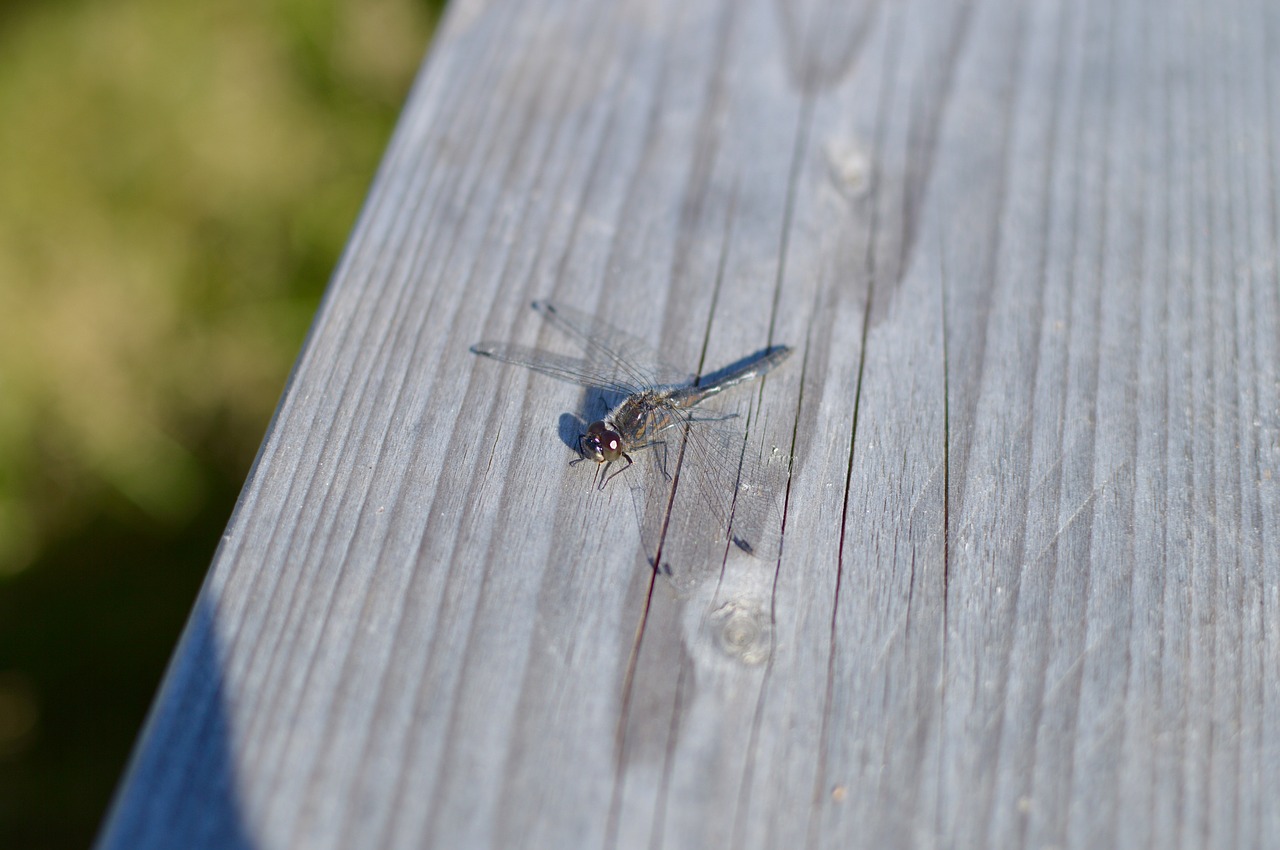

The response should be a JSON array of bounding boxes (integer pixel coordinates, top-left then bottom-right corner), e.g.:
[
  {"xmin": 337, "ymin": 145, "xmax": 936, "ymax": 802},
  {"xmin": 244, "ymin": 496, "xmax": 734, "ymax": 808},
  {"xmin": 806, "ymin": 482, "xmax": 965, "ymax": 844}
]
[
  {"xmin": 532, "ymin": 301, "xmax": 693, "ymax": 389},
  {"xmin": 630, "ymin": 396, "xmax": 791, "ymax": 586},
  {"xmin": 468, "ymin": 342, "xmax": 647, "ymax": 397},
  {"xmin": 679, "ymin": 408, "xmax": 790, "ymax": 559}
]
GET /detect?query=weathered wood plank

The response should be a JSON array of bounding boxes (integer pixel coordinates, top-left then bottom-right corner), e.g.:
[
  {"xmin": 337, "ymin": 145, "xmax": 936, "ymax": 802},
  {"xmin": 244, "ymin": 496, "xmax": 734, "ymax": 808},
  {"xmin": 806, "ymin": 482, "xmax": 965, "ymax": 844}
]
[{"xmin": 99, "ymin": 0, "xmax": 1280, "ymax": 848}]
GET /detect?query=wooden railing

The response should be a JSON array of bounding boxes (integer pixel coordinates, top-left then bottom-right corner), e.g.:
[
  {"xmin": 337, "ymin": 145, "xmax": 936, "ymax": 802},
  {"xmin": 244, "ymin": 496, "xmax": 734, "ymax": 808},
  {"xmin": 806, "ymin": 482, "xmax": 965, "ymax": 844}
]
[{"xmin": 99, "ymin": 0, "xmax": 1280, "ymax": 847}]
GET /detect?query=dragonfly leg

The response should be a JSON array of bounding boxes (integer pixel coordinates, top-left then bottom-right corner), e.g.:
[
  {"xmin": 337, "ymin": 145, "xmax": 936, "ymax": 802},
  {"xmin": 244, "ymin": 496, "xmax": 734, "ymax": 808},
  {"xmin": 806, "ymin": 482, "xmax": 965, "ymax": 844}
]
[
  {"xmin": 602, "ymin": 453, "xmax": 634, "ymax": 488},
  {"xmin": 621, "ymin": 439, "xmax": 671, "ymax": 480}
]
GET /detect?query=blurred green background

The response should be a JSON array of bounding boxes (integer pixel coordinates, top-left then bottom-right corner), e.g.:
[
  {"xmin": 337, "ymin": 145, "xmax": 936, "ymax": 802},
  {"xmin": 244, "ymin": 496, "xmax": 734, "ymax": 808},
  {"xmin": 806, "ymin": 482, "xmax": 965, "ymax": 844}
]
[{"xmin": 0, "ymin": 0, "xmax": 445, "ymax": 845}]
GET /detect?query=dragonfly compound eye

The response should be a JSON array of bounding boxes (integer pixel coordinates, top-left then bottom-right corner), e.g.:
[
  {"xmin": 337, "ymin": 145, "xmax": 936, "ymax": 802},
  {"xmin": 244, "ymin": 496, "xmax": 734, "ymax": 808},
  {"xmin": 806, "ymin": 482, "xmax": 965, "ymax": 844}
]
[{"xmin": 584, "ymin": 421, "xmax": 623, "ymax": 462}]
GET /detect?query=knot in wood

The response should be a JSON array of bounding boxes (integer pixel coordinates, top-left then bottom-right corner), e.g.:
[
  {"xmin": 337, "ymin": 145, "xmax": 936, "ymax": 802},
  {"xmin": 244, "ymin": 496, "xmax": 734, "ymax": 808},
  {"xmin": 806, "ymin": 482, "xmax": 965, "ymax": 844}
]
[{"xmin": 708, "ymin": 601, "xmax": 771, "ymax": 665}]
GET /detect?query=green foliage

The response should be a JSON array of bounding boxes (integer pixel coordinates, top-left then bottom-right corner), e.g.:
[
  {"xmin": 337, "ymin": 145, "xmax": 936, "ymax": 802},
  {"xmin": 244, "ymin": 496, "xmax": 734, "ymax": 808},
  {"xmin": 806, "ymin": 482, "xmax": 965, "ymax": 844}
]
[{"xmin": 0, "ymin": 0, "xmax": 442, "ymax": 845}]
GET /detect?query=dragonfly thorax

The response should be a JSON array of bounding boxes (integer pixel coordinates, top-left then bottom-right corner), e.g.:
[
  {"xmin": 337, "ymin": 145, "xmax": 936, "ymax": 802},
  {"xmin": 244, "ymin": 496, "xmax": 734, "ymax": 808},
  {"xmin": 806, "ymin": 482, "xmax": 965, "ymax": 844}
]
[{"xmin": 580, "ymin": 420, "xmax": 625, "ymax": 463}]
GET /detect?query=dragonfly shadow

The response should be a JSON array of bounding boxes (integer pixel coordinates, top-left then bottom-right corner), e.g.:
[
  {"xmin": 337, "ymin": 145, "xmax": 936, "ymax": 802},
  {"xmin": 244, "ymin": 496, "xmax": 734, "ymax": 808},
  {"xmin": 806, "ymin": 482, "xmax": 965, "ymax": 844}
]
[{"xmin": 557, "ymin": 412, "xmax": 587, "ymax": 452}]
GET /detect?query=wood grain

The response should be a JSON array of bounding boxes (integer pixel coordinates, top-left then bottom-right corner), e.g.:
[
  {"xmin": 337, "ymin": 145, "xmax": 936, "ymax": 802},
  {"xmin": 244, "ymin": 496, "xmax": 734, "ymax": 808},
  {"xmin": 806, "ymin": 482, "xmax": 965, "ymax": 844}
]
[{"xmin": 98, "ymin": 0, "xmax": 1280, "ymax": 847}]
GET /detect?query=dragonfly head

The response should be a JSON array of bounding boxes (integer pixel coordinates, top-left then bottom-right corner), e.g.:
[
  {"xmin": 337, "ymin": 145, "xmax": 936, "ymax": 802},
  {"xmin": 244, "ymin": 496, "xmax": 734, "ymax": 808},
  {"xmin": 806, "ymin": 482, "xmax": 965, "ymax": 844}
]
[{"xmin": 580, "ymin": 420, "xmax": 624, "ymax": 463}]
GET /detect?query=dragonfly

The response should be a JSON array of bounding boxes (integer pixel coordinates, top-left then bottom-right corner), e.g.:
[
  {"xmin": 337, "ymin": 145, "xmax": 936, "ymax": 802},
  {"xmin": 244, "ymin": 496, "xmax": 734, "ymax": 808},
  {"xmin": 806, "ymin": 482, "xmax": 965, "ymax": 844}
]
[{"xmin": 470, "ymin": 300, "xmax": 791, "ymax": 561}]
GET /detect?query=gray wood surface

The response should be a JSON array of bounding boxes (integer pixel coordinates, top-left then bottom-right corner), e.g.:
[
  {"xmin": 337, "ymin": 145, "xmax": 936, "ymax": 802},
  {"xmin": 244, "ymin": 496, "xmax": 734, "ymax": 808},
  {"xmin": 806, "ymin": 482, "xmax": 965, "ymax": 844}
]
[{"xmin": 98, "ymin": 0, "xmax": 1280, "ymax": 847}]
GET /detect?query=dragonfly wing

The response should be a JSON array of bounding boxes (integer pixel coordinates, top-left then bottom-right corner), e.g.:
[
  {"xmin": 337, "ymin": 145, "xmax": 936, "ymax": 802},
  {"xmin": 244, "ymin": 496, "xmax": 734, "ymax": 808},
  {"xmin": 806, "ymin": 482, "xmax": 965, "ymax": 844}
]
[
  {"xmin": 679, "ymin": 410, "xmax": 790, "ymax": 561},
  {"xmin": 469, "ymin": 342, "xmax": 644, "ymax": 396},
  {"xmin": 533, "ymin": 301, "xmax": 693, "ymax": 389},
  {"xmin": 627, "ymin": 396, "xmax": 790, "ymax": 591}
]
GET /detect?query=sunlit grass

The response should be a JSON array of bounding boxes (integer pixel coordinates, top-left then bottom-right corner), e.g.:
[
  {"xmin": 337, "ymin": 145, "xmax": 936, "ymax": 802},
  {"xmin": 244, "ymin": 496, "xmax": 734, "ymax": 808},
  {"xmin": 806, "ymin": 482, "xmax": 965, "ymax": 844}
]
[{"xmin": 0, "ymin": 0, "xmax": 440, "ymax": 574}]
